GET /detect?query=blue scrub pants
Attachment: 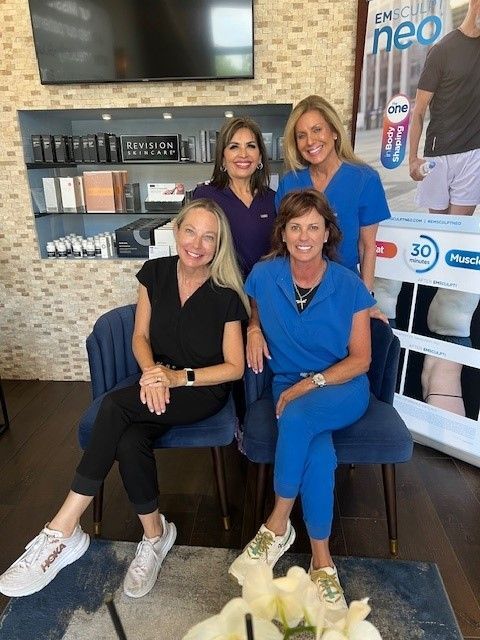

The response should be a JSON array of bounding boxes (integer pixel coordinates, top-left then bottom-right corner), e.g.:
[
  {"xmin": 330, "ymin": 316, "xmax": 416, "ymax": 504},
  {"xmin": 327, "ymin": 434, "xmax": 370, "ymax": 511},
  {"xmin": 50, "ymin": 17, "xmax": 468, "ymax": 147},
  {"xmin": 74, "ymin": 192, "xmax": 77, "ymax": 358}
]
[{"xmin": 272, "ymin": 375, "xmax": 370, "ymax": 540}]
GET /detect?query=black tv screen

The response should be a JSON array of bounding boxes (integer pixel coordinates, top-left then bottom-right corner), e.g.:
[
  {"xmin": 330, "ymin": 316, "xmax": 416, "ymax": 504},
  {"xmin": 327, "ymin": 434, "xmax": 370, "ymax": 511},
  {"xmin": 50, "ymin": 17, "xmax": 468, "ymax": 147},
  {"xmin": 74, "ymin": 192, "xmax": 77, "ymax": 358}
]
[{"xmin": 28, "ymin": 0, "xmax": 254, "ymax": 84}]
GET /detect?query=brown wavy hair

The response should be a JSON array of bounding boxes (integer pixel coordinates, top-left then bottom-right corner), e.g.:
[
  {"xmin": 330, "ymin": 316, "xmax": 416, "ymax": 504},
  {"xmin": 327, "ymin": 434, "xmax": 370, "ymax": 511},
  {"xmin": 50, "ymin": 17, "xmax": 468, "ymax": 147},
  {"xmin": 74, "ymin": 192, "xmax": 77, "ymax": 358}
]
[
  {"xmin": 210, "ymin": 117, "xmax": 270, "ymax": 193},
  {"xmin": 265, "ymin": 189, "xmax": 342, "ymax": 261}
]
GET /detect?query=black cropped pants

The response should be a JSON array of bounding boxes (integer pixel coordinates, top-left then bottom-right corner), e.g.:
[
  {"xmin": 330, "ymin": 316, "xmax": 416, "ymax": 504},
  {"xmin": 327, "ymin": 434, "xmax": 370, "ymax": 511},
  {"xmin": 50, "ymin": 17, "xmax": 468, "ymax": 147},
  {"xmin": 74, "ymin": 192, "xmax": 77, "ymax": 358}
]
[{"xmin": 72, "ymin": 382, "xmax": 225, "ymax": 514}]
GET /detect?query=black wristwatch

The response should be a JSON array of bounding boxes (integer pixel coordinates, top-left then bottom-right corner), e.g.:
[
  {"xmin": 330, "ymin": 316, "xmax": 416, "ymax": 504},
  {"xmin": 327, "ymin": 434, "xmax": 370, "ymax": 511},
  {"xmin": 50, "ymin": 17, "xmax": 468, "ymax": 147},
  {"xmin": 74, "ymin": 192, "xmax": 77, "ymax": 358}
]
[{"xmin": 185, "ymin": 368, "xmax": 195, "ymax": 386}]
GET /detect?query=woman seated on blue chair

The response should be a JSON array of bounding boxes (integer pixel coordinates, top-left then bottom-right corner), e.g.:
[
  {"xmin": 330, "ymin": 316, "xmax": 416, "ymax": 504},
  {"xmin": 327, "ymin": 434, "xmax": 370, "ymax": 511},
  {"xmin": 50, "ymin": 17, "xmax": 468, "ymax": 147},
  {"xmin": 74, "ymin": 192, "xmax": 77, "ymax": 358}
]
[
  {"xmin": 0, "ymin": 199, "xmax": 249, "ymax": 600},
  {"xmin": 229, "ymin": 189, "xmax": 374, "ymax": 611}
]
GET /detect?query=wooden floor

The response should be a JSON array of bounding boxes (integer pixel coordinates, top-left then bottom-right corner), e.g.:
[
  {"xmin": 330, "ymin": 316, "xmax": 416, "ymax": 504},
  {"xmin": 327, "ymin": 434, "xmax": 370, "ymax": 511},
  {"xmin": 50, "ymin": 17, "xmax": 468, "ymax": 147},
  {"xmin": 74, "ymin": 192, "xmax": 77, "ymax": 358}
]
[{"xmin": 0, "ymin": 378, "xmax": 479, "ymax": 638}]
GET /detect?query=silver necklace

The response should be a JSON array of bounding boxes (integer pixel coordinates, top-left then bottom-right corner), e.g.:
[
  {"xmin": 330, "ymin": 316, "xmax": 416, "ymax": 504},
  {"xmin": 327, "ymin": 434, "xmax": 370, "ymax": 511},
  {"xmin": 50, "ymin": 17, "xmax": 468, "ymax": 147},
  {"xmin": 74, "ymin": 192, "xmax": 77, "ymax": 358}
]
[
  {"xmin": 293, "ymin": 261, "xmax": 326, "ymax": 310},
  {"xmin": 293, "ymin": 281, "xmax": 318, "ymax": 310}
]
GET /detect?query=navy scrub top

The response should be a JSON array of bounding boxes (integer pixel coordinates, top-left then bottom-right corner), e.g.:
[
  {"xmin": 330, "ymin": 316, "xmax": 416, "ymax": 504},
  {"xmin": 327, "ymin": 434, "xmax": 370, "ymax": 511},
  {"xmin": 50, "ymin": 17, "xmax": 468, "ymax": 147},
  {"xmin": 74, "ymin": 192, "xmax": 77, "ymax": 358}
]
[{"xmin": 193, "ymin": 183, "xmax": 276, "ymax": 275}]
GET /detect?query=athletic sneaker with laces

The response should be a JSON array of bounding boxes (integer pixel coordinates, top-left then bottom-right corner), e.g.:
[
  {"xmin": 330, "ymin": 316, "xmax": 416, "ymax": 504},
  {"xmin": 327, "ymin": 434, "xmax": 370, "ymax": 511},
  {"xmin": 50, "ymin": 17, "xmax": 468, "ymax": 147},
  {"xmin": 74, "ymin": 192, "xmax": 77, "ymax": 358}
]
[
  {"xmin": 123, "ymin": 514, "xmax": 177, "ymax": 598},
  {"xmin": 309, "ymin": 563, "xmax": 348, "ymax": 610},
  {"xmin": 228, "ymin": 520, "xmax": 296, "ymax": 586},
  {"xmin": 0, "ymin": 524, "xmax": 90, "ymax": 598}
]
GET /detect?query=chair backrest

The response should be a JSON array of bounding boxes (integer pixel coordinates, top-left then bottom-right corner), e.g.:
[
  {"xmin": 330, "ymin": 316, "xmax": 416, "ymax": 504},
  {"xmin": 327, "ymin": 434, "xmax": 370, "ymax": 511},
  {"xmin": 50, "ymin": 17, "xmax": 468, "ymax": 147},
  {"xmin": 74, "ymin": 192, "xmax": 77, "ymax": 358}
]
[
  {"xmin": 368, "ymin": 318, "xmax": 400, "ymax": 404},
  {"xmin": 244, "ymin": 318, "xmax": 400, "ymax": 406},
  {"xmin": 86, "ymin": 304, "xmax": 140, "ymax": 399}
]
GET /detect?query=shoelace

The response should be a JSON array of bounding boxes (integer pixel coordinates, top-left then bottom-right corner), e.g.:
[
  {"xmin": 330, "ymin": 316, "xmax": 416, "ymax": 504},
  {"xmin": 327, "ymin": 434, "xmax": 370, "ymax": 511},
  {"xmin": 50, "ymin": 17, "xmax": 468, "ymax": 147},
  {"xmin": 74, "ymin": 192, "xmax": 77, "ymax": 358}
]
[
  {"xmin": 131, "ymin": 540, "xmax": 157, "ymax": 575},
  {"xmin": 19, "ymin": 531, "xmax": 60, "ymax": 568},
  {"xmin": 311, "ymin": 570, "xmax": 343, "ymax": 603},
  {"xmin": 247, "ymin": 530, "xmax": 275, "ymax": 559}
]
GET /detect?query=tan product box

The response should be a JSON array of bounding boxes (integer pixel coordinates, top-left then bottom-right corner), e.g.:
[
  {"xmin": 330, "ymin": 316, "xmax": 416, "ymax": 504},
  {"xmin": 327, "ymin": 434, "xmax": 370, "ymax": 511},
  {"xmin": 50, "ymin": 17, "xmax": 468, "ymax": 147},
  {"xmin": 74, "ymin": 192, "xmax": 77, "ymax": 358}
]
[{"xmin": 83, "ymin": 171, "xmax": 116, "ymax": 213}]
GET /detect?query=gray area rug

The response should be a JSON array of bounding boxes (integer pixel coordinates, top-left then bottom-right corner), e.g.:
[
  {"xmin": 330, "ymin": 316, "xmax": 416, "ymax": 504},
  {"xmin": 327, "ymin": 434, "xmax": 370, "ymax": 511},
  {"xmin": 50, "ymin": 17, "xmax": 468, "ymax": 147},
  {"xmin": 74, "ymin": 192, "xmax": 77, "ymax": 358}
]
[{"xmin": 0, "ymin": 539, "xmax": 462, "ymax": 640}]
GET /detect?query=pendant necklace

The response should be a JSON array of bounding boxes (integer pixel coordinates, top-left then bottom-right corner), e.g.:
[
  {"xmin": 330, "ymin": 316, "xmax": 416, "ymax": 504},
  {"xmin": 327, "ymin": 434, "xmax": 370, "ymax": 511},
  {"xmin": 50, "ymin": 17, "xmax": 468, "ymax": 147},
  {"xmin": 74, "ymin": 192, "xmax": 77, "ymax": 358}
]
[
  {"xmin": 293, "ymin": 261, "xmax": 326, "ymax": 310},
  {"xmin": 293, "ymin": 282, "xmax": 318, "ymax": 310}
]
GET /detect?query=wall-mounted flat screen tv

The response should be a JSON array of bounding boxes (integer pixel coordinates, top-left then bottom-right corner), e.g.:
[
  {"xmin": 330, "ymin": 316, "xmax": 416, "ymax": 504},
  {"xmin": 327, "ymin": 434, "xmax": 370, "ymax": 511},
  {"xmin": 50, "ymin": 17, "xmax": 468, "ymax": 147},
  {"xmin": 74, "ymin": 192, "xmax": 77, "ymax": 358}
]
[{"xmin": 28, "ymin": 0, "xmax": 254, "ymax": 84}]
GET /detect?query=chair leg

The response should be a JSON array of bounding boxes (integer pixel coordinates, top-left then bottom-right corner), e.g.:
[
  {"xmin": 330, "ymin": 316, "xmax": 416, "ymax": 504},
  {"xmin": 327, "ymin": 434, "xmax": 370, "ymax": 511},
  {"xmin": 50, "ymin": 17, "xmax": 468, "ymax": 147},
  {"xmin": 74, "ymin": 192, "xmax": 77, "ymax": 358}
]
[
  {"xmin": 382, "ymin": 463, "xmax": 398, "ymax": 556},
  {"xmin": 255, "ymin": 463, "xmax": 269, "ymax": 530},
  {"xmin": 93, "ymin": 483, "xmax": 104, "ymax": 538},
  {"xmin": 210, "ymin": 447, "xmax": 230, "ymax": 531},
  {"xmin": 0, "ymin": 378, "xmax": 10, "ymax": 436}
]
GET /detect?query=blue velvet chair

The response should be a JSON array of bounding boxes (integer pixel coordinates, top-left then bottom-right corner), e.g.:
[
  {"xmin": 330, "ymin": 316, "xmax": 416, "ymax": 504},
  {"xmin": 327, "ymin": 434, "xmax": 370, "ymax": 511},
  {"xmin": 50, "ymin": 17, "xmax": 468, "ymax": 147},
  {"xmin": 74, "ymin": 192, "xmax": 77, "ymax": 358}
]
[
  {"xmin": 78, "ymin": 304, "xmax": 237, "ymax": 536},
  {"xmin": 241, "ymin": 318, "xmax": 413, "ymax": 556}
]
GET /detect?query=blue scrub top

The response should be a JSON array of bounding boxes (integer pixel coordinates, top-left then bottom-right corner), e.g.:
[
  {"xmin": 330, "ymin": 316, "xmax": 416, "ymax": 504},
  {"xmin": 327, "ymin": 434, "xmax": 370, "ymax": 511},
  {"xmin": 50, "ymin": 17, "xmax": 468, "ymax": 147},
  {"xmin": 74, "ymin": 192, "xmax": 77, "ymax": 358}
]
[
  {"xmin": 274, "ymin": 163, "xmax": 391, "ymax": 272},
  {"xmin": 192, "ymin": 183, "xmax": 276, "ymax": 275},
  {"xmin": 245, "ymin": 256, "xmax": 375, "ymax": 385}
]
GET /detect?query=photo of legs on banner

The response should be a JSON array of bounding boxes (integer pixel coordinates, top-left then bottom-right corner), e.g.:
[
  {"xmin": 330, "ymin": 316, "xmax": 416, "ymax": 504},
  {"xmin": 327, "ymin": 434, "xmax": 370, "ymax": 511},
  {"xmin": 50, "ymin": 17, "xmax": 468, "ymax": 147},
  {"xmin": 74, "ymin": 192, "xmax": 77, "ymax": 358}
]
[{"xmin": 399, "ymin": 350, "xmax": 480, "ymax": 422}]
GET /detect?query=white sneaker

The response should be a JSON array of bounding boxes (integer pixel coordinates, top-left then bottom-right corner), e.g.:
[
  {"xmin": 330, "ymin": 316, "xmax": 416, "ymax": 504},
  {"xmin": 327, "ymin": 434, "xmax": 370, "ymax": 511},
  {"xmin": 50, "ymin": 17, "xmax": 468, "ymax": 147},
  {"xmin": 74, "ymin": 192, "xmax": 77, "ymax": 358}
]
[
  {"xmin": 309, "ymin": 563, "xmax": 348, "ymax": 611},
  {"xmin": 0, "ymin": 524, "xmax": 90, "ymax": 597},
  {"xmin": 123, "ymin": 514, "xmax": 176, "ymax": 598},
  {"xmin": 228, "ymin": 521, "xmax": 296, "ymax": 586}
]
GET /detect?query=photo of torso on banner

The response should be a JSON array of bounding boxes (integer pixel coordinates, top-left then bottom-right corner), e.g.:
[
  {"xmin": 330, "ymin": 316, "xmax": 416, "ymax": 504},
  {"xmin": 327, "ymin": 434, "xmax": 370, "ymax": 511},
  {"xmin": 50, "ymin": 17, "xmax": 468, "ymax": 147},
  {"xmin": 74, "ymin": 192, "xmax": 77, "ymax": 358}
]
[{"xmin": 354, "ymin": 0, "xmax": 480, "ymax": 467}]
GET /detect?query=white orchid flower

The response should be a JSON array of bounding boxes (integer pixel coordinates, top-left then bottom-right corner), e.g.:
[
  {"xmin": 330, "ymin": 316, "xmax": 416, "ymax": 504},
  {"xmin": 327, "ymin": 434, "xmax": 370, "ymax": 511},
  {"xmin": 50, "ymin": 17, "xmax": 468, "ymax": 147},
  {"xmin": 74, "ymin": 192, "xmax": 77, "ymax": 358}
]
[
  {"xmin": 321, "ymin": 599, "xmax": 382, "ymax": 640},
  {"xmin": 242, "ymin": 565, "xmax": 323, "ymax": 629},
  {"xmin": 182, "ymin": 597, "xmax": 282, "ymax": 640}
]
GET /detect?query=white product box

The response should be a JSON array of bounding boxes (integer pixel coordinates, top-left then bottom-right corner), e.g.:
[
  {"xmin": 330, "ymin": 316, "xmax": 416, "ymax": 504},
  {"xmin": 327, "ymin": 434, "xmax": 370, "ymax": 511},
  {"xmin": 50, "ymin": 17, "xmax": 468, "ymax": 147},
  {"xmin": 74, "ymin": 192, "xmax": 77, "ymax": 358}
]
[
  {"xmin": 42, "ymin": 177, "xmax": 62, "ymax": 213},
  {"xmin": 58, "ymin": 177, "xmax": 77, "ymax": 213}
]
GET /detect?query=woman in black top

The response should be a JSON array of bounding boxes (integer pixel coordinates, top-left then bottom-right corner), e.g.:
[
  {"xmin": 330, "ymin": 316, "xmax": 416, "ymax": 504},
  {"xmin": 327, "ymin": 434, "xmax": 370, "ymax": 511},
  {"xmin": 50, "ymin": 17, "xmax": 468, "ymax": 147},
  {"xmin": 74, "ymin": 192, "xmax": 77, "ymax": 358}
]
[{"xmin": 0, "ymin": 199, "xmax": 248, "ymax": 601}]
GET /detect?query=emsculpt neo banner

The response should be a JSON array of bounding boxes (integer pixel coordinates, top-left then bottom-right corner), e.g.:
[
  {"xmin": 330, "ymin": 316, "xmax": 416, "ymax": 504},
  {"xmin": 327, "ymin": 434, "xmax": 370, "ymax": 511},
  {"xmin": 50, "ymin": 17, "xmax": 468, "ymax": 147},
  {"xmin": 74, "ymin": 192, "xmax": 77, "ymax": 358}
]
[{"xmin": 355, "ymin": 0, "xmax": 480, "ymax": 467}]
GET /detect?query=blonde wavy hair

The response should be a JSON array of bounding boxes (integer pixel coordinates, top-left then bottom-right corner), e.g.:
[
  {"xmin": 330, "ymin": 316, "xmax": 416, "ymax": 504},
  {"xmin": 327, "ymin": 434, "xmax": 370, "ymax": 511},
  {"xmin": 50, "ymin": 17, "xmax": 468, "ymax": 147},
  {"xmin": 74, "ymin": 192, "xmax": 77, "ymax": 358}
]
[
  {"xmin": 174, "ymin": 199, "xmax": 250, "ymax": 315},
  {"xmin": 283, "ymin": 95, "xmax": 363, "ymax": 171}
]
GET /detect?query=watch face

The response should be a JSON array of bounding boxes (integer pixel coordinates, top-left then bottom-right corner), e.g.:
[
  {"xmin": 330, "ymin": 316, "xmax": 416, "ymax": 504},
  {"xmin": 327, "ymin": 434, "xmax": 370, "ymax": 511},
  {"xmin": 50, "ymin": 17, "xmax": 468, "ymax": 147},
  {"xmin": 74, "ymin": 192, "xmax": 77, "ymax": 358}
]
[
  {"xmin": 312, "ymin": 373, "xmax": 326, "ymax": 387},
  {"xmin": 186, "ymin": 369, "xmax": 195, "ymax": 383}
]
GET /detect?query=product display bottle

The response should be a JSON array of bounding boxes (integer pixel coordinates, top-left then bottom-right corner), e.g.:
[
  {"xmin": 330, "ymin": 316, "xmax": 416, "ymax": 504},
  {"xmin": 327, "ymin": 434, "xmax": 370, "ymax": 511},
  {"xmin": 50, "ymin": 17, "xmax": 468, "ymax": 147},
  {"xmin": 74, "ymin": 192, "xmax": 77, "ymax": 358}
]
[{"xmin": 419, "ymin": 160, "xmax": 436, "ymax": 177}]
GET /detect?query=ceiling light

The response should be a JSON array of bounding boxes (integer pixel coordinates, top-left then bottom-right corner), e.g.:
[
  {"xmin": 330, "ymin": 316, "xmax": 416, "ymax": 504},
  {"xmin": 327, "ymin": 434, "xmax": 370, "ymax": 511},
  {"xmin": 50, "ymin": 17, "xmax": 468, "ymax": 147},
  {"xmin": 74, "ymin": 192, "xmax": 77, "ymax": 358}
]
[
  {"xmin": 101, "ymin": 113, "xmax": 112, "ymax": 121},
  {"xmin": 163, "ymin": 112, "xmax": 173, "ymax": 119},
  {"xmin": 224, "ymin": 110, "xmax": 234, "ymax": 118}
]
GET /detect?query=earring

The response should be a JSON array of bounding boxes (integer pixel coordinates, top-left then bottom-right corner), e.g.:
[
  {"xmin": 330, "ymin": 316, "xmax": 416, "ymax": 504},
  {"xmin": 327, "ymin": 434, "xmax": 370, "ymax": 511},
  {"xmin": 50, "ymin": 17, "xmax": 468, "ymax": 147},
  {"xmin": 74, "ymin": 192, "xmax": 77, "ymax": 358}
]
[
  {"xmin": 220, "ymin": 165, "xmax": 227, "ymax": 172},
  {"xmin": 257, "ymin": 162, "xmax": 263, "ymax": 170}
]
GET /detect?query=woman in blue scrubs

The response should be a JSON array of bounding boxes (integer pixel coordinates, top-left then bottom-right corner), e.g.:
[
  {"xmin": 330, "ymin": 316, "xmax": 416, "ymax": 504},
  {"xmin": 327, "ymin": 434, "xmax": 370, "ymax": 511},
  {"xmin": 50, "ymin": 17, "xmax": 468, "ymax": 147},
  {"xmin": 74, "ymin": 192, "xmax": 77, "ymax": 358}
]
[
  {"xmin": 275, "ymin": 95, "xmax": 390, "ymax": 305},
  {"xmin": 229, "ymin": 189, "xmax": 375, "ymax": 611}
]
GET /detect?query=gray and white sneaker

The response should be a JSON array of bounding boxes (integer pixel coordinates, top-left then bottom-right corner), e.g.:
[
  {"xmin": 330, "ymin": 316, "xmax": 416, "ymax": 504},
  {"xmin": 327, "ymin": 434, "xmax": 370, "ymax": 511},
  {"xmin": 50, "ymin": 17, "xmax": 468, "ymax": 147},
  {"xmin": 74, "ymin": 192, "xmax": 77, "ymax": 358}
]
[
  {"xmin": 228, "ymin": 520, "xmax": 296, "ymax": 586},
  {"xmin": 309, "ymin": 563, "xmax": 348, "ymax": 611},
  {"xmin": 123, "ymin": 514, "xmax": 176, "ymax": 598},
  {"xmin": 0, "ymin": 524, "xmax": 90, "ymax": 597}
]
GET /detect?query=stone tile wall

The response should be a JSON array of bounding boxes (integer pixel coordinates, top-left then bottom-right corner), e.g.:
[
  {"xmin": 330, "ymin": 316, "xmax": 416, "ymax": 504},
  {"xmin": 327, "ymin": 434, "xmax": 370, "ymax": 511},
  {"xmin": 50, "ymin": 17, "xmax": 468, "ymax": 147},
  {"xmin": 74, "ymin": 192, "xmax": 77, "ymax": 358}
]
[{"xmin": 0, "ymin": 0, "xmax": 358, "ymax": 380}]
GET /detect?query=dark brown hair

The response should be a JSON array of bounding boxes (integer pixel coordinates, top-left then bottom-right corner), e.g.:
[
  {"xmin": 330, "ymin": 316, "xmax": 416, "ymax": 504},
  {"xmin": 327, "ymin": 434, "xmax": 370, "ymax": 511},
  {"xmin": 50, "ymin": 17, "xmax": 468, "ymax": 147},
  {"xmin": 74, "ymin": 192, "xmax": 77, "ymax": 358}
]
[
  {"xmin": 266, "ymin": 189, "xmax": 342, "ymax": 261},
  {"xmin": 210, "ymin": 117, "xmax": 270, "ymax": 193}
]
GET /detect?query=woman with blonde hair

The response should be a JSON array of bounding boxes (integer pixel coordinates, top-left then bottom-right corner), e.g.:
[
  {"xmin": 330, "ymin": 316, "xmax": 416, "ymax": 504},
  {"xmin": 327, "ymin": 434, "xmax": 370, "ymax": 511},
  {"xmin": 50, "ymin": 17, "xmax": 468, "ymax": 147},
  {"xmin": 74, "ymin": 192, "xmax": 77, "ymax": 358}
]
[
  {"xmin": 276, "ymin": 95, "xmax": 390, "ymax": 296},
  {"xmin": 0, "ymin": 199, "xmax": 248, "ymax": 601}
]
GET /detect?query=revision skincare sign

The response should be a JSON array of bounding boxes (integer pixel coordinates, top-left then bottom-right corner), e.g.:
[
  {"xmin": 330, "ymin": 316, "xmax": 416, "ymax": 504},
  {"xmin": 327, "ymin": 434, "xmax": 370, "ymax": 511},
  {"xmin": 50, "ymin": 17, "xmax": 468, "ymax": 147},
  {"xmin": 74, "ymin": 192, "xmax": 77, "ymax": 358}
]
[{"xmin": 120, "ymin": 135, "xmax": 180, "ymax": 162}]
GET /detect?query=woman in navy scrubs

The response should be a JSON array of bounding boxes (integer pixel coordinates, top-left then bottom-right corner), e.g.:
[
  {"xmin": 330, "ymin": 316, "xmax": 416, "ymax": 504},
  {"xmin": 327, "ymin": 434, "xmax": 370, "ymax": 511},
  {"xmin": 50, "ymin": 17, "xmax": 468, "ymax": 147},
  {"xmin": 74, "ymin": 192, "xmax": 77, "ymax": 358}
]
[
  {"xmin": 229, "ymin": 189, "xmax": 374, "ymax": 611},
  {"xmin": 193, "ymin": 116, "xmax": 276, "ymax": 276}
]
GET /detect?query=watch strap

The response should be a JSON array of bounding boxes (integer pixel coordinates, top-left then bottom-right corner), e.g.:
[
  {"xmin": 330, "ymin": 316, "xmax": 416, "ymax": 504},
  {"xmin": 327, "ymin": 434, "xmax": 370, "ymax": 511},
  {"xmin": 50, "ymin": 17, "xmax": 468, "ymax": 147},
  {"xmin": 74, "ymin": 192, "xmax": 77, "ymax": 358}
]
[{"xmin": 185, "ymin": 368, "xmax": 195, "ymax": 386}]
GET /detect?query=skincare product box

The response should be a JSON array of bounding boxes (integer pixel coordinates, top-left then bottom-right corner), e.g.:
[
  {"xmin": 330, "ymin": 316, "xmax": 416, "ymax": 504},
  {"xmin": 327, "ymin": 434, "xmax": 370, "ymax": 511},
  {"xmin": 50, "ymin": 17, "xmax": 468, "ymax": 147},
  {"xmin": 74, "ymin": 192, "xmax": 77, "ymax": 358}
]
[
  {"xmin": 115, "ymin": 217, "xmax": 173, "ymax": 258},
  {"xmin": 31, "ymin": 135, "xmax": 44, "ymax": 162},
  {"xmin": 42, "ymin": 177, "xmax": 62, "ymax": 212},
  {"xmin": 145, "ymin": 183, "xmax": 185, "ymax": 212}
]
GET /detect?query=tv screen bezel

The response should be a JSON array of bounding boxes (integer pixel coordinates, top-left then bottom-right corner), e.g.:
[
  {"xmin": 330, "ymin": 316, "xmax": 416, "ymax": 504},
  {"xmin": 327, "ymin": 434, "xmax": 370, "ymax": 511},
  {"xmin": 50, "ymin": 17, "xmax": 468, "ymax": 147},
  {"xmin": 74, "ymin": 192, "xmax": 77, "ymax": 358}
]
[{"xmin": 27, "ymin": 0, "xmax": 255, "ymax": 85}]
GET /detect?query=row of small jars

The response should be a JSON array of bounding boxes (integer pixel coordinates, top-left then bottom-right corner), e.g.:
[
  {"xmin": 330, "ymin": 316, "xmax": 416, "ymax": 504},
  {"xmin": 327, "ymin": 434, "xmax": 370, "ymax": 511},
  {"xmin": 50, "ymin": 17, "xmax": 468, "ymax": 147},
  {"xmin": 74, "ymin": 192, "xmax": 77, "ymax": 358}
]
[{"xmin": 46, "ymin": 233, "xmax": 116, "ymax": 259}]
